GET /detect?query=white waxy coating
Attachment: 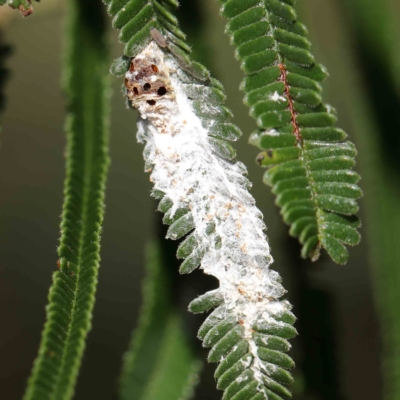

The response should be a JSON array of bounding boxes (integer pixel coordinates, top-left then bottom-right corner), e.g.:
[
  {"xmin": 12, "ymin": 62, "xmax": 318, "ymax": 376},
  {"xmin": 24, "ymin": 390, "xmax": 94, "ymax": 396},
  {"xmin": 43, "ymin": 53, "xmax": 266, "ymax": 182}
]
[
  {"xmin": 270, "ymin": 91, "xmax": 286, "ymax": 102},
  {"xmin": 128, "ymin": 42, "xmax": 292, "ymax": 394}
]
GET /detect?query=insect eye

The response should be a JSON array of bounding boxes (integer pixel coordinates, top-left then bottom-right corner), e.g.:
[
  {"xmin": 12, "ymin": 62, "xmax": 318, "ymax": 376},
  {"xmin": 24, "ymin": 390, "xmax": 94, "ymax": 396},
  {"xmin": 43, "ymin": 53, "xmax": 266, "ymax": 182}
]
[{"xmin": 143, "ymin": 83, "xmax": 151, "ymax": 91}]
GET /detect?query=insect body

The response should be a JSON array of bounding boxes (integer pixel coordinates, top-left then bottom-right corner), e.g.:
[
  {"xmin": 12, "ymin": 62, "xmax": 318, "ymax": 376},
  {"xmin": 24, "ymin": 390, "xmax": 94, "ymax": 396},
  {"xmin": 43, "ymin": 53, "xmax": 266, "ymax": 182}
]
[
  {"xmin": 150, "ymin": 28, "xmax": 169, "ymax": 48},
  {"xmin": 124, "ymin": 42, "xmax": 174, "ymax": 108},
  {"xmin": 124, "ymin": 42, "xmax": 178, "ymax": 134}
]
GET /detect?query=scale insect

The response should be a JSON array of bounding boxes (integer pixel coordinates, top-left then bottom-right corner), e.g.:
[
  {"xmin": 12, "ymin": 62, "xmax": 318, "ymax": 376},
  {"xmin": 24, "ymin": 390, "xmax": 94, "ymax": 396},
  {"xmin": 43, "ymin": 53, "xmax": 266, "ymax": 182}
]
[
  {"xmin": 124, "ymin": 30, "xmax": 173, "ymax": 108},
  {"xmin": 124, "ymin": 42, "xmax": 174, "ymax": 109}
]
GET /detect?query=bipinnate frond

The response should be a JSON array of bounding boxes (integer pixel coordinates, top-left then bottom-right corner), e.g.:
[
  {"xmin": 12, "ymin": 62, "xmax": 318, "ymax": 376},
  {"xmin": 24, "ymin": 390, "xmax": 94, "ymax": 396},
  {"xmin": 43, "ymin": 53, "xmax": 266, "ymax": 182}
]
[
  {"xmin": 120, "ymin": 242, "xmax": 201, "ymax": 400},
  {"xmin": 104, "ymin": 0, "xmax": 298, "ymax": 390},
  {"xmin": 104, "ymin": 0, "xmax": 210, "ymax": 80},
  {"xmin": 216, "ymin": 0, "xmax": 362, "ymax": 264},
  {"xmin": 23, "ymin": 1, "xmax": 110, "ymax": 399},
  {"xmin": 134, "ymin": 43, "xmax": 296, "ymax": 399}
]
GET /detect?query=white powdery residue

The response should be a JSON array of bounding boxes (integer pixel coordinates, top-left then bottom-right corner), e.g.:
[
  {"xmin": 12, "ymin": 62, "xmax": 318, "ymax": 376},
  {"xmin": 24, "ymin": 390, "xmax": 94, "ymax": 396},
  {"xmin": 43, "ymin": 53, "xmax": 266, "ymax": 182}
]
[
  {"xmin": 269, "ymin": 91, "xmax": 286, "ymax": 102},
  {"xmin": 263, "ymin": 129, "xmax": 280, "ymax": 137},
  {"xmin": 262, "ymin": 336, "xmax": 269, "ymax": 346},
  {"xmin": 264, "ymin": 362, "xmax": 278, "ymax": 374},
  {"xmin": 241, "ymin": 355, "xmax": 253, "ymax": 368},
  {"xmin": 130, "ymin": 42, "xmax": 289, "ymax": 395},
  {"xmin": 262, "ymin": 312, "xmax": 286, "ymax": 328},
  {"xmin": 236, "ymin": 375, "xmax": 249, "ymax": 384},
  {"xmin": 326, "ymin": 104, "xmax": 334, "ymax": 114},
  {"xmin": 266, "ymin": 299, "xmax": 287, "ymax": 316}
]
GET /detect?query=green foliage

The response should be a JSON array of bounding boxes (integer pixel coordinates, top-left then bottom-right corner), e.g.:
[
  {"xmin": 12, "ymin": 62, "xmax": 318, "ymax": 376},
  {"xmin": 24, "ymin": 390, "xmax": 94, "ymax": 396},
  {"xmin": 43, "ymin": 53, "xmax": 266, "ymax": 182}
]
[
  {"xmin": 23, "ymin": 1, "xmax": 110, "ymax": 399},
  {"xmin": 0, "ymin": 0, "xmax": 39, "ymax": 16},
  {"xmin": 189, "ymin": 300, "xmax": 296, "ymax": 400},
  {"xmin": 103, "ymin": 0, "xmax": 185, "ymax": 56},
  {"xmin": 105, "ymin": 0, "xmax": 296, "ymax": 398},
  {"xmin": 217, "ymin": 0, "xmax": 362, "ymax": 264},
  {"xmin": 104, "ymin": 0, "xmax": 210, "ymax": 81},
  {"xmin": 120, "ymin": 242, "xmax": 201, "ymax": 400},
  {"xmin": 157, "ymin": 193, "xmax": 297, "ymax": 400}
]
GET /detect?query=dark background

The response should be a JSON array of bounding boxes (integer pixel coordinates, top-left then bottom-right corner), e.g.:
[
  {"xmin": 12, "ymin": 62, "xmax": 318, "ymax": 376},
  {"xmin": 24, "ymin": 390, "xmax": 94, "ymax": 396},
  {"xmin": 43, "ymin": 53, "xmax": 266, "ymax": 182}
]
[{"xmin": 2, "ymin": 0, "xmax": 399, "ymax": 398}]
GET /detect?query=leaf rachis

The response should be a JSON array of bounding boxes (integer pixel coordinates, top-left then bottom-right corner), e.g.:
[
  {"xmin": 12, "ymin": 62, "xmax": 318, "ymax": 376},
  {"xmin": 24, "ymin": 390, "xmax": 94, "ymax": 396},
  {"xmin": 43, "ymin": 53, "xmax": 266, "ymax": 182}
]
[{"xmin": 279, "ymin": 63, "xmax": 301, "ymax": 142}]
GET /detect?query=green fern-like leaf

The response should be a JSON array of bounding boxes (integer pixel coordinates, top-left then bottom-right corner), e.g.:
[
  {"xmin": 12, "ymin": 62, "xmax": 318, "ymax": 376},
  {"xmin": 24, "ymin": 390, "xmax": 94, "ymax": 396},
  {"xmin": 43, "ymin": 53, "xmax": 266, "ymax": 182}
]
[
  {"xmin": 103, "ymin": 0, "xmax": 184, "ymax": 55},
  {"xmin": 23, "ymin": 1, "xmax": 110, "ymax": 399},
  {"xmin": 104, "ymin": 1, "xmax": 297, "ymax": 398},
  {"xmin": 216, "ymin": 0, "xmax": 363, "ymax": 264},
  {"xmin": 104, "ymin": 0, "xmax": 210, "ymax": 80},
  {"xmin": 0, "ymin": 0, "xmax": 38, "ymax": 17},
  {"xmin": 120, "ymin": 242, "xmax": 201, "ymax": 400}
]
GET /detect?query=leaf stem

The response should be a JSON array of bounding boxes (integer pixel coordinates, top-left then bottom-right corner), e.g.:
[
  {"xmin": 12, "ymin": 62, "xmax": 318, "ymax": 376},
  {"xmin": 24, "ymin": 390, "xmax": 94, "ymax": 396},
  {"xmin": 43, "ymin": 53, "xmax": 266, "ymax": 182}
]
[{"xmin": 23, "ymin": 1, "xmax": 110, "ymax": 399}]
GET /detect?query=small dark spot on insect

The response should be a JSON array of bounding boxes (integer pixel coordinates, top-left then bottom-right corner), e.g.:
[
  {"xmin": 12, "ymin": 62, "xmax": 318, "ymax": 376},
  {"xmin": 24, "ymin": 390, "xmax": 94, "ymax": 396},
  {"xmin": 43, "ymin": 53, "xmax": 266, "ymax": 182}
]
[
  {"xmin": 143, "ymin": 83, "xmax": 151, "ymax": 91},
  {"xmin": 151, "ymin": 64, "xmax": 159, "ymax": 73},
  {"xmin": 267, "ymin": 150, "xmax": 273, "ymax": 158},
  {"xmin": 157, "ymin": 86, "xmax": 167, "ymax": 96},
  {"xmin": 147, "ymin": 100, "xmax": 156, "ymax": 105},
  {"xmin": 133, "ymin": 87, "xmax": 139, "ymax": 95}
]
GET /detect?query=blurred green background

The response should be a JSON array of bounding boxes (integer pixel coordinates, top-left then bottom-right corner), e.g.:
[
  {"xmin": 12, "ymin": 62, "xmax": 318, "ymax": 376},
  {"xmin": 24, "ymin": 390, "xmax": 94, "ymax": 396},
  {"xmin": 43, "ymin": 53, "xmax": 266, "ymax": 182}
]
[{"xmin": 2, "ymin": 0, "xmax": 400, "ymax": 399}]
